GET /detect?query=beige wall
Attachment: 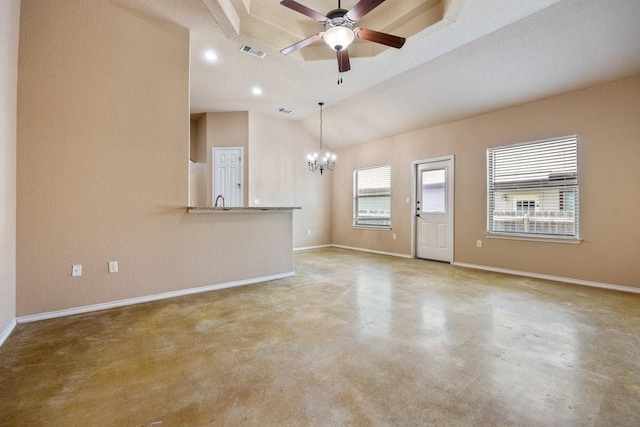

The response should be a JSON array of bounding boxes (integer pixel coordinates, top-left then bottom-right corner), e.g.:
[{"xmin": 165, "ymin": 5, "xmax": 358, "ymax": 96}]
[
  {"xmin": 189, "ymin": 120, "xmax": 198, "ymax": 162},
  {"xmin": 194, "ymin": 115, "xmax": 207, "ymax": 164},
  {"xmin": 334, "ymin": 75, "xmax": 640, "ymax": 288},
  {"xmin": 0, "ymin": 0, "xmax": 20, "ymax": 333},
  {"xmin": 189, "ymin": 119, "xmax": 206, "ymax": 206},
  {"xmin": 16, "ymin": 0, "xmax": 294, "ymax": 316},
  {"xmin": 248, "ymin": 112, "xmax": 333, "ymax": 248}
]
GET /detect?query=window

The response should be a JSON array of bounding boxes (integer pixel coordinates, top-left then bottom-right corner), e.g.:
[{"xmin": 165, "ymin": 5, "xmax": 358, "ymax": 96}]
[
  {"xmin": 487, "ymin": 135, "xmax": 579, "ymax": 240},
  {"xmin": 559, "ymin": 190, "xmax": 576, "ymax": 211},
  {"xmin": 515, "ymin": 200, "xmax": 536, "ymax": 213},
  {"xmin": 354, "ymin": 165, "xmax": 391, "ymax": 227}
]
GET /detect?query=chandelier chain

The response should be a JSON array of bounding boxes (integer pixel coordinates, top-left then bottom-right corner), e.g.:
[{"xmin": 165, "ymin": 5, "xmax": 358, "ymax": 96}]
[{"xmin": 319, "ymin": 102, "xmax": 323, "ymax": 151}]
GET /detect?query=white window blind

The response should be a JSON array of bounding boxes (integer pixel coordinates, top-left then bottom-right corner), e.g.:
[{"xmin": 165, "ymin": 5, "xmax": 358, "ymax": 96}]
[
  {"xmin": 487, "ymin": 135, "xmax": 579, "ymax": 239},
  {"xmin": 353, "ymin": 165, "xmax": 391, "ymax": 227}
]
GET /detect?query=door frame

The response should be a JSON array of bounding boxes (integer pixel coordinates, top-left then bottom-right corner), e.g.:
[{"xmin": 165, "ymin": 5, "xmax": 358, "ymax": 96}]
[
  {"xmin": 410, "ymin": 155, "xmax": 455, "ymax": 262},
  {"xmin": 212, "ymin": 147, "xmax": 244, "ymax": 207}
]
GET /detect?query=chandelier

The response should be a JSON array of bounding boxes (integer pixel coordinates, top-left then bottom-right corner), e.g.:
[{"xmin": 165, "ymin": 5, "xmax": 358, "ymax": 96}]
[{"xmin": 307, "ymin": 102, "xmax": 336, "ymax": 175}]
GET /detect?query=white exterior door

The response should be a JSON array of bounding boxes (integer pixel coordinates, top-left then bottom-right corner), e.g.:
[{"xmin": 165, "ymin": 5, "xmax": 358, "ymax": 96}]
[
  {"xmin": 213, "ymin": 148, "xmax": 243, "ymax": 207},
  {"xmin": 415, "ymin": 158, "xmax": 453, "ymax": 262}
]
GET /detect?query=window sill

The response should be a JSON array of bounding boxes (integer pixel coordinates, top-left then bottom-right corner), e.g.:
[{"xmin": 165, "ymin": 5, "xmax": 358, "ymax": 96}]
[
  {"xmin": 353, "ymin": 225, "xmax": 392, "ymax": 231},
  {"xmin": 486, "ymin": 233, "xmax": 582, "ymax": 244}
]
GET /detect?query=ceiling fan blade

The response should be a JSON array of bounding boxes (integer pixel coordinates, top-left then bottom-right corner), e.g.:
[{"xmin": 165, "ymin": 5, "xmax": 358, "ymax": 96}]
[
  {"xmin": 345, "ymin": 0, "xmax": 386, "ymax": 22},
  {"xmin": 280, "ymin": 0, "xmax": 329, "ymax": 23},
  {"xmin": 337, "ymin": 49, "xmax": 351, "ymax": 73},
  {"xmin": 354, "ymin": 28, "xmax": 406, "ymax": 49},
  {"xmin": 280, "ymin": 33, "xmax": 323, "ymax": 55}
]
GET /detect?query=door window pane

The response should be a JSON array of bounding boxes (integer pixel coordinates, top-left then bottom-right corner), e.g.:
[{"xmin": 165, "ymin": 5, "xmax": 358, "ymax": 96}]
[{"xmin": 422, "ymin": 169, "xmax": 446, "ymax": 214}]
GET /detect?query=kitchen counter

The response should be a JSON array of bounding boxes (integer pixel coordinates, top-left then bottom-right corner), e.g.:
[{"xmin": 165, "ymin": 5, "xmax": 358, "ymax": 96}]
[{"xmin": 187, "ymin": 207, "xmax": 301, "ymax": 214}]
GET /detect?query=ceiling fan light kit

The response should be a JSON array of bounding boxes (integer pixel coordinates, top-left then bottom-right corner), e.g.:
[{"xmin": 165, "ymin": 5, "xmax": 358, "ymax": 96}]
[
  {"xmin": 280, "ymin": 0, "xmax": 406, "ymax": 74},
  {"xmin": 323, "ymin": 25, "xmax": 355, "ymax": 51}
]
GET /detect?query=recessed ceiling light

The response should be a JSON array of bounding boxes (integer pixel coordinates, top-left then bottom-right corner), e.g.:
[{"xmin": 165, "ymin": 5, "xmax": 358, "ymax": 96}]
[
  {"xmin": 204, "ymin": 50, "xmax": 218, "ymax": 62},
  {"xmin": 252, "ymin": 87, "xmax": 262, "ymax": 95}
]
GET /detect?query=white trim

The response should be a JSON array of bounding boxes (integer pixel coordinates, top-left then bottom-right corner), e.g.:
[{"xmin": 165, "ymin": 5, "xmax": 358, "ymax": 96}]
[
  {"xmin": 453, "ymin": 262, "xmax": 640, "ymax": 294},
  {"xmin": 411, "ymin": 155, "xmax": 455, "ymax": 261},
  {"xmin": 332, "ymin": 244, "xmax": 412, "ymax": 259},
  {"xmin": 294, "ymin": 244, "xmax": 332, "ymax": 251},
  {"xmin": 352, "ymin": 226, "xmax": 392, "ymax": 231},
  {"xmin": 486, "ymin": 233, "xmax": 582, "ymax": 244},
  {"xmin": 0, "ymin": 319, "xmax": 17, "ymax": 347},
  {"xmin": 486, "ymin": 135, "xmax": 580, "ymax": 240},
  {"xmin": 17, "ymin": 272, "xmax": 294, "ymax": 324},
  {"xmin": 353, "ymin": 164, "xmax": 392, "ymax": 230}
]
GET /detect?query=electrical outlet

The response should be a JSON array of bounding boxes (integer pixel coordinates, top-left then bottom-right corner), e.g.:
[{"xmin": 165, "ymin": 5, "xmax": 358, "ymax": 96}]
[
  {"xmin": 72, "ymin": 265, "xmax": 82, "ymax": 277},
  {"xmin": 477, "ymin": 240, "xmax": 483, "ymax": 248},
  {"xmin": 254, "ymin": 198, "xmax": 260, "ymax": 205},
  {"xmin": 308, "ymin": 229, "xmax": 312, "ymax": 235},
  {"xmin": 108, "ymin": 261, "xmax": 118, "ymax": 273}
]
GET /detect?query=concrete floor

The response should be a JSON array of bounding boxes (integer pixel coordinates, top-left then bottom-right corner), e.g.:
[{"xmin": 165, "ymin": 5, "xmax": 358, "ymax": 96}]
[{"xmin": 1, "ymin": 248, "xmax": 639, "ymax": 426}]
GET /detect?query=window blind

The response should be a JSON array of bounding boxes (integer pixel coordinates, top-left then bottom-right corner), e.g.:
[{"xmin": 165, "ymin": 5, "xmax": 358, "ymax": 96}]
[
  {"xmin": 353, "ymin": 165, "xmax": 391, "ymax": 227},
  {"xmin": 487, "ymin": 135, "xmax": 579, "ymax": 238}
]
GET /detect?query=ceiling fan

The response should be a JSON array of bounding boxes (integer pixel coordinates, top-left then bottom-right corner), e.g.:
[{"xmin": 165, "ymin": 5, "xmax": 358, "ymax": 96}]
[{"xmin": 279, "ymin": 0, "xmax": 406, "ymax": 74}]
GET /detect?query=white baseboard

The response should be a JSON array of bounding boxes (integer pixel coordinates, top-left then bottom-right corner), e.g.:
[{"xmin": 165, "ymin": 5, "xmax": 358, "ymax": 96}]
[
  {"xmin": 294, "ymin": 244, "xmax": 333, "ymax": 251},
  {"xmin": 332, "ymin": 244, "xmax": 412, "ymax": 259},
  {"xmin": 453, "ymin": 262, "xmax": 640, "ymax": 294},
  {"xmin": 0, "ymin": 319, "xmax": 17, "ymax": 347},
  {"xmin": 17, "ymin": 272, "xmax": 295, "ymax": 324}
]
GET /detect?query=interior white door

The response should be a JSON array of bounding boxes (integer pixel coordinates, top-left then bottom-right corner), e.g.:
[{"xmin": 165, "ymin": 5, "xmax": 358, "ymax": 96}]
[
  {"xmin": 213, "ymin": 148, "xmax": 243, "ymax": 207},
  {"xmin": 416, "ymin": 159, "xmax": 453, "ymax": 262}
]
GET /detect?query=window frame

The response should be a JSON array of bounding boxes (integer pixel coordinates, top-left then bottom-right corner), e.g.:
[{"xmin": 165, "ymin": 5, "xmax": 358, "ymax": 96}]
[
  {"xmin": 353, "ymin": 164, "xmax": 392, "ymax": 229},
  {"xmin": 486, "ymin": 135, "xmax": 581, "ymax": 244}
]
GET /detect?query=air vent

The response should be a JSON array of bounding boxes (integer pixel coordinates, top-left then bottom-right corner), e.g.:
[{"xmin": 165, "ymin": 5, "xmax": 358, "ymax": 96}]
[
  {"xmin": 240, "ymin": 45, "xmax": 266, "ymax": 59},
  {"xmin": 278, "ymin": 107, "xmax": 294, "ymax": 114}
]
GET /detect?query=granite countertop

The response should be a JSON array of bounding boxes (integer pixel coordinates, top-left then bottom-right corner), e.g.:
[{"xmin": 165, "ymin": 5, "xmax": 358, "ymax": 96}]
[{"xmin": 187, "ymin": 206, "xmax": 301, "ymax": 214}]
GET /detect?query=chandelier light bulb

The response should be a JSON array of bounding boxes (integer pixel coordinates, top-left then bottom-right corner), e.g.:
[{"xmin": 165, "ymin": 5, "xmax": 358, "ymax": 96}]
[{"xmin": 323, "ymin": 26, "xmax": 355, "ymax": 51}]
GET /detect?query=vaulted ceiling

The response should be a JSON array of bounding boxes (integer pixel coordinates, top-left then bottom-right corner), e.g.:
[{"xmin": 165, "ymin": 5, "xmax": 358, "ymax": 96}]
[{"xmin": 115, "ymin": 0, "xmax": 640, "ymax": 149}]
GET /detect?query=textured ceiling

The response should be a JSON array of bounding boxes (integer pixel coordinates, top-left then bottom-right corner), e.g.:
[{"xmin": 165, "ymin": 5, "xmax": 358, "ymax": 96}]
[{"xmin": 115, "ymin": 0, "xmax": 640, "ymax": 149}]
